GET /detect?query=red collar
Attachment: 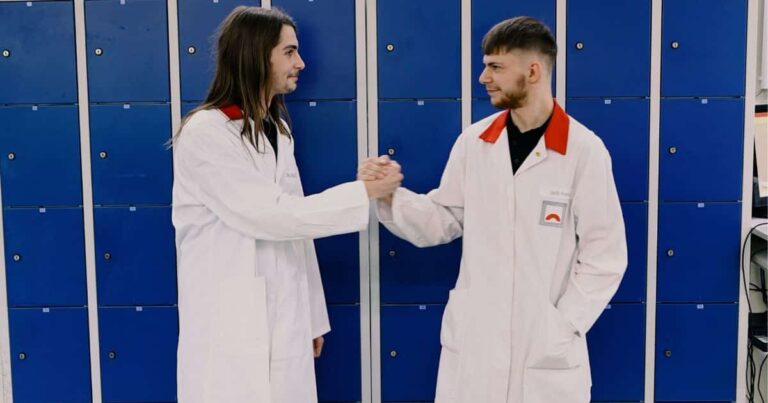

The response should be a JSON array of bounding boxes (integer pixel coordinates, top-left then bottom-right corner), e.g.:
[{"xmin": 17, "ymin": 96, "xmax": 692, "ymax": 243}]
[
  {"xmin": 220, "ymin": 104, "xmax": 243, "ymax": 120},
  {"xmin": 478, "ymin": 100, "xmax": 569, "ymax": 155}
]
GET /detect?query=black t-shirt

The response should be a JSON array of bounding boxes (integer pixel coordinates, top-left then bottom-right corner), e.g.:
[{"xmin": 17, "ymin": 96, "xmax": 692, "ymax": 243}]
[
  {"xmin": 506, "ymin": 112, "xmax": 552, "ymax": 174},
  {"xmin": 263, "ymin": 118, "xmax": 278, "ymax": 158}
]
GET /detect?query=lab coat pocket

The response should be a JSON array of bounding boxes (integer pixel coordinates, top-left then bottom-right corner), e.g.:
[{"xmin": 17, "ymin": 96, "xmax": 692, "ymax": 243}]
[
  {"xmin": 523, "ymin": 365, "xmax": 590, "ymax": 403},
  {"xmin": 529, "ymin": 303, "xmax": 580, "ymax": 369}
]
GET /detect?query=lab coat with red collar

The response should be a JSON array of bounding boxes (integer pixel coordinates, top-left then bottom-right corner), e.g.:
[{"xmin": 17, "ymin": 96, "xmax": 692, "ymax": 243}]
[{"xmin": 377, "ymin": 102, "xmax": 628, "ymax": 403}]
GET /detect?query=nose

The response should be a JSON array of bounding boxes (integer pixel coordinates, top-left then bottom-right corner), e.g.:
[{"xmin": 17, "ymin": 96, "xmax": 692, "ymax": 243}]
[
  {"xmin": 296, "ymin": 52, "xmax": 305, "ymax": 71},
  {"xmin": 479, "ymin": 66, "xmax": 491, "ymax": 85}
]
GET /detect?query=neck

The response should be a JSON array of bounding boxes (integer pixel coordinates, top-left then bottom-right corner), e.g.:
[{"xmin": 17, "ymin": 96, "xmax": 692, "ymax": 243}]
[{"xmin": 509, "ymin": 93, "xmax": 554, "ymax": 132}]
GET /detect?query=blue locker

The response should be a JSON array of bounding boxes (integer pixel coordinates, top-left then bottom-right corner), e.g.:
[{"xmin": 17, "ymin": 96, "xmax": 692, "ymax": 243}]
[
  {"xmin": 99, "ymin": 306, "xmax": 178, "ymax": 402},
  {"xmin": 181, "ymin": 101, "xmax": 200, "ymax": 117},
  {"xmin": 661, "ymin": 0, "xmax": 747, "ymax": 97},
  {"xmin": 289, "ymin": 100, "xmax": 358, "ymax": 303},
  {"xmin": 90, "ymin": 104, "xmax": 173, "ymax": 205},
  {"xmin": 9, "ymin": 307, "xmax": 91, "ymax": 403},
  {"xmin": 658, "ymin": 202, "xmax": 741, "ymax": 303},
  {"xmin": 0, "ymin": 1, "xmax": 77, "ymax": 104},
  {"xmin": 0, "ymin": 105, "xmax": 82, "ymax": 207},
  {"xmin": 660, "ymin": 98, "xmax": 743, "ymax": 202},
  {"xmin": 315, "ymin": 305, "xmax": 361, "ymax": 402},
  {"xmin": 567, "ymin": 0, "xmax": 650, "ymax": 97},
  {"xmin": 274, "ymin": 0, "xmax": 356, "ymax": 100},
  {"xmin": 4, "ymin": 207, "xmax": 87, "ymax": 307},
  {"xmin": 567, "ymin": 99, "xmax": 650, "ymax": 202},
  {"xmin": 178, "ymin": 0, "xmax": 261, "ymax": 102},
  {"xmin": 381, "ymin": 304, "xmax": 444, "ymax": 401},
  {"xmin": 586, "ymin": 303, "xmax": 645, "ymax": 401},
  {"xmin": 471, "ymin": 0, "xmax": 556, "ymax": 99},
  {"xmin": 95, "ymin": 206, "xmax": 177, "ymax": 306},
  {"xmin": 656, "ymin": 303, "xmax": 737, "ymax": 401},
  {"xmin": 86, "ymin": 0, "xmax": 170, "ymax": 102},
  {"xmin": 613, "ymin": 202, "xmax": 647, "ymax": 303},
  {"xmin": 472, "ymin": 98, "xmax": 503, "ymax": 123},
  {"xmin": 378, "ymin": 0, "xmax": 460, "ymax": 99}
]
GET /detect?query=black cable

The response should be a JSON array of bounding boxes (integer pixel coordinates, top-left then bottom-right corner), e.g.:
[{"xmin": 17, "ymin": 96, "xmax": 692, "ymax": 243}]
[
  {"xmin": 758, "ymin": 352, "xmax": 767, "ymax": 403},
  {"xmin": 742, "ymin": 223, "xmax": 768, "ymax": 314}
]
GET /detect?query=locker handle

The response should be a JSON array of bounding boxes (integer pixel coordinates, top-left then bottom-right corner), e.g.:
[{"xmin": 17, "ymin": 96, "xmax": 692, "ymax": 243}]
[
  {"xmin": 12, "ymin": 254, "xmax": 21, "ymax": 262},
  {"xmin": 389, "ymin": 350, "xmax": 397, "ymax": 358},
  {"xmin": 187, "ymin": 46, "xmax": 197, "ymax": 55},
  {"xmin": 670, "ymin": 41, "xmax": 679, "ymax": 49},
  {"xmin": 664, "ymin": 349, "xmax": 672, "ymax": 358},
  {"xmin": 666, "ymin": 249, "xmax": 674, "ymax": 257},
  {"xmin": 2, "ymin": 49, "xmax": 9, "ymax": 58},
  {"xmin": 95, "ymin": 48, "xmax": 104, "ymax": 56},
  {"xmin": 99, "ymin": 151, "xmax": 108, "ymax": 159},
  {"xmin": 388, "ymin": 250, "xmax": 396, "ymax": 257},
  {"xmin": 18, "ymin": 352, "xmax": 26, "ymax": 360},
  {"xmin": 387, "ymin": 148, "xmax": 396, "ymax": 156},
  {"xmin": 667, "ymin": 146, "xmax": 677, "ymax": 155},
  {"xmin": 104, "ymin": 252, "xmax": 112, "ymax": 261},
  {"xmin": 575, "ymin": 42, "xmax": 584, "ymax": 50},
  {"xmin": 386, "ymin": 43, "xmax": 395, "ymax": 52},
  {"xmin": 7, "ymin": 152, "xmax": 15, "ymax": 161},
  {"xmin": 108, "ymin": 351, "xmax": 116, "ymax": 359}
]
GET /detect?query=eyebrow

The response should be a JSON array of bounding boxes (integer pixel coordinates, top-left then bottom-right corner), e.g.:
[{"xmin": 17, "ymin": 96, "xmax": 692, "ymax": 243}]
[{"xmin": 283, "ymin": 45, "xmax": 298, "ymax": 51}]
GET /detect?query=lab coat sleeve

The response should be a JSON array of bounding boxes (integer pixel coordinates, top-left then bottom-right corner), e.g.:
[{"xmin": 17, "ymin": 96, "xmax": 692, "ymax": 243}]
[
  {"xmin": 175, "ymin": 124, "xmax": 370, "ymax": 241},
  {"xmin": 376, "ymin": 134, "xmax": 466, "ymax": 247},
  {"xmin": 556, "ymin": 141, "xmax": 628, "ymax": 337},
  {"xmin": 304, "ymin": 240, "xmax": 331, "ymax": 338}
]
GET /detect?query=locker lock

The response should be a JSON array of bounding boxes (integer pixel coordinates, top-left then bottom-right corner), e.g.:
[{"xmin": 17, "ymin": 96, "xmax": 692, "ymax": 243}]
[
  {"xmin": 187, "ymin": 46, "xmax": 197, "ymax": 55},
  {"xmin": 666, "ymin": 249, "xmax": 674, "ymax": 257},
  {"xmin": 95, "ymin": 48, "xmax": 104, "ymax": 56},
  {"xmin": 387, "ymin": 147, "xmax": 396, "ymax": 156},
  {"xmin": 18, "ymin": 352, "xmax": 26, "ymax": 360},
  {"xmin": 99, "ymin": 151, "xmax": 108, "ymax": 159},
  {"xmin": 389, "ymin": 350, "xmax": 397, "ymax": 358},
  {"xmin": 104, "ymin": 252, "xmax": 112, "ymax": 260},
  {"xmin": 2, "ymin": 49, "xmax": 9, "ymax": 58},
  {"xmin": 7, "ymin": 152, "xmax": 15, "ymax": 161},
  {"xmin": 12, "ymin": 254, "xmax": 21, "ymax": 262},
  {"xmin": 670, "ymin": 41, "xmax": 679, "ymax": 49},
  {"xmin": 668, "ymin": 146, "xmax": 677, "ymax": 155},
  {"xmin": 388, "ymin": 250, "xmax": 396, "ymax": 257},
  {"xmin": 108, "ymin": 351, "xmax": 116, "ymax": 359},
  {"xmin": 664, "ymin": 349, "xmax": 672, "ymax": 358},
  {"xmin": 575, "ymin": 42, "xmax": 584, "ymax": 50},
  {"xmin": 386, "ymin": 43, "xmax": 395, "ymax": 52}
]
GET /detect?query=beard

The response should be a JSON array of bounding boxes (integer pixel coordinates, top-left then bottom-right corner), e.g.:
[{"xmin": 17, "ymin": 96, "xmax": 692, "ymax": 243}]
[{"xmin": 490, "ymin": 74, "xmax": 528, "ymax": 110}]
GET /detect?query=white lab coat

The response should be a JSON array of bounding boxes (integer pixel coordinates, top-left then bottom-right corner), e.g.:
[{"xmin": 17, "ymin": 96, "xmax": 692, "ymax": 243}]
[
  {"xmin": 377, "ymin": 102, "xmax": 628, "ymax": 403},
  {"xmin": 172, "ymin": 108, "xmax": 370, "ymax": 403}
]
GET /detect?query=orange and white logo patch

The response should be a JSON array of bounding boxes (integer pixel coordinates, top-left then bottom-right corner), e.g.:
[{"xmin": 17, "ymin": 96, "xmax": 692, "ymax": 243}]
[{"xmin": 540, "ymin": 200, "xmax": 568, "ymax": 228}]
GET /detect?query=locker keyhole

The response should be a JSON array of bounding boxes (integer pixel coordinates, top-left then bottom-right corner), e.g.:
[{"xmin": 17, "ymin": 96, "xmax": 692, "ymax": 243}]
[
  {"xmin": 666, "ymin": 249, "xmax": 674, "ymax": 257},
  {"xmin": 387, "ymin": 148, "xmax": 396, "ymax": 156},
  {"xmin": 668, "ymin": 146, "xmax": 677, "ymax": 155},
  {"xmin": 2, "ymin": 49, "xmax": 10, "ymax": 58},
  {"xmin": 18, "ymin": 352, "xmax": 26, "ymax": 360},
  {"xmin": 187, "ymin": 46, "xmax": 197, "ymax": 55},
  {"xmin": 12, "ymin": 254, "xmax": 21, "ymax": 262},
  {"xmin": 389, "ymin": 350, "xmax": 397, "ymax": 358},
  {"xmin": 104, "ymin": 252, "xmax": 112, "ymax": 260},
  {"xmin": 388, "ymin": 250, "xmax": 396, "ymax": 257},
  {"xmin": 386, "ymin": 43, "xmax": 395, "ymax": 52},
  {"xmin": 575, "ymin": 42, "xmax": 584, "ymax": 50},
  {"xmin": 7, "ymin": 152, "xmax": 16, "ymax": 160},
  {"xmin": 108, "ymin": 351, "xmax": 116, "ymax": 359},
  {"xmin": 99, "ymin": 151, "xmax": 108, "ymax": 159},
  {"xmin": 95, "ymin": 48, "xmax": 104, "ymax": 56},
  {"xmin": 670, "ymin": 41, "xmax": 679, "ymax": 49},
  {"xmin": 664, "ymin": 349, "xmax": 672, "ymax": 358}
]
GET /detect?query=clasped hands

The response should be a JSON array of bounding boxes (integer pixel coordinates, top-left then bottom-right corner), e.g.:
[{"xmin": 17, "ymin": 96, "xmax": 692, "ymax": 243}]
[{"xmin": 359, "ymin": 155, "xmax": 402, "ymax": 203}]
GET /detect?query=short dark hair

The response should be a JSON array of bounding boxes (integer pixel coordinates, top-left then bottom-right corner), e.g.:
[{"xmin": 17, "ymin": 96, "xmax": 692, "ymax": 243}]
[{"xmin": 482, "ymin": 16, "xmax": 557, "ymax": 68}]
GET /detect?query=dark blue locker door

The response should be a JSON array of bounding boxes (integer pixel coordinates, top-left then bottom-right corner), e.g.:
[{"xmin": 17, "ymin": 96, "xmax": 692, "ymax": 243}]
[
  {"xmin": 656, "ymin": 303, "xmax": 737, "ymax": 401},
  {"xmin": 567, "ymin": 0, "xmax": 650, "ymax": 97},
  {"xmin": 381, "ymin": 304, "xmax": 444, "ymax": 401},
  {"xmin": 274, "ymin": 0, "xmax": 356, "ymax": 101},
  {"xmin": 86, "ymin": 0, "xmax": 170, "ymax": 102},
  {"xmin": 99, "ymin": 306, "xmax": 178, "ymax": 402},
  {"xmin": 660, "ymin": 98, "xmax": 744, "ymax": 202},
  {"xmin": 181, "ymin": 102, "xmax": 200, "ymax": 117},
  {"xmin": 315, "ymin": 305, "xmax": 361, "ymax": 402},
  {"xmin": 290, "ymin": 100, "xmax": 359, "ymax": 304},
  {"xmin": 0, "ymin": 1, "xmax": 77, "ymax": 104},
  {"xmin": 4, "ymin": 208, "xmax": 87, "ymax": 307},
  {"xmin": 9, "ymin": 307, "xmax": 91, "ymax": 402},
  {"xmin": 90, "ymin": 104, "xmax": 173, "ymax": 205},
  {"xmin": 587, "ymin": 303, "xmax": 645, "ymax": 401},
  {"xmin": 614, "ymin": 202, "xmax": 647, "ymax": 303},
  {"xmin": 472, "ymin": 98, "xmax": 503, "ymax": 123},
  {"xmin": 178, "ymin": 0, "xmax": 261, "ymax": 102},
  {"xmin": 566, "ymin": 99, "xmax": 650, "ymax": 202},
  {"xmin": 378, "ymin": 0, "xmax": 460, "ymax": 99},
  {"xmin": 0, "ymin": 105, "xmax": 82, "ymax": 207},
  {"xmin": 657, "ymin": 202, "xmax": 741, "ymax": 303},
  {"xmin": 471, "ymin": 0, "xmax": 556, "ymax": 99},
  {"xmin": 95, "ymin": 206, "xmax": 177, "ymax": 306},
  {"xmin": 661, "ymin": 0, "xmax": 747, "ymax": 97}
]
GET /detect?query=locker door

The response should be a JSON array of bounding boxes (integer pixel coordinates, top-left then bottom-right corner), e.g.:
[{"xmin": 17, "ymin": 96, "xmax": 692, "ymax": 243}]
[
  {"xmin": 587, "ymin": 303, "xmax": 645, "ymax": 401},
  {"xmin": 656, "ymin": 303, "xmax": 737, "ymax": 401},
  {"xmin": 566, "ymin": 99, "xmax": 650, "ymax": 202},
  {"xmin": 95, "ymin": 206, "xmax": 176, "ymax": 306},
  {"xmin": 661, "ymin": 0, "xmax": 747, "ymax": 97},
  {"xmin": 0, "ymin": 1, "xmax": 77, "ymax": 104},
  {"xmin": 99, "ymin": 306, "xmax": 178, "ymax": 402},
  {"xmin": 472, "ymin": 98, "xmax": 502, "ymax": 124},
  {"xmin": 90, "ymin": 104, "xmax": 173, "ymax": 205},
  {"xmin": 567, "ymin": 0, "xmax": 650, "ymax": 97},
  {"xmin": 273, "ymin": 0, "xmax": 356, "ymax": 100},
  {"xmin": 178, "ymin": 0, "xmax": 261, "ymax": 102},
  {"xmin": 4, "ymin": 208, "xmax": 86, "ymax": 307},
  {"xmin": 378, "ymin": 0, "xmax": 460, "ymax": 99},
  {"xmin": 614, "ymin": 202, "xmax": 647, "ymax": 303},
  {"xmin": 9, "ymin": 307, "xmax": 91, "ymax": 402},
  {"xmin": 86, "ymin": 0, "xmax": 170, "ymax": 102},
  {"xmin": 315, "ymin": 305, "xmax": 361, "ymax": 402},
  {"xmin": 0, "ymin": 105, "xmax": 82, "ymax": 207},
  {"xmin": 657, "ymin": 202, "xmax": 741, "ymax": 303},
  {"xmin": 381, "ymin": 304, "xmax": 444, "ymax": 401},
  {"xmin": 660, "ymin": 98, "xmax": 743, "ymax": 202}
]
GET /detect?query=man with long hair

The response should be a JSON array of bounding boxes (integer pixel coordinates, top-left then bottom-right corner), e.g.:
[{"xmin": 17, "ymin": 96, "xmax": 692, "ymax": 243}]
[{"xmin": 172, "ymin": 7, "xmax": 401, "ymax": 402}]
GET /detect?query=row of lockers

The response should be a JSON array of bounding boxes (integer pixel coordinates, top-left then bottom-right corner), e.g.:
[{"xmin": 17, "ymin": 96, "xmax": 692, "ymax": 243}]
[
  {"xmin": 0, "ymin": 0, "xmax": 747, "ymax": 105},
  {"xmin": 6, "ymin": 303, "xmax": 737, "ymax": 402}
]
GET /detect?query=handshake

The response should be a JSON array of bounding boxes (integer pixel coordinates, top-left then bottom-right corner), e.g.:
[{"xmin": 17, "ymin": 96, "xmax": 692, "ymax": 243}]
[{"xmin": 358, "ymin": 155, "xmax": 403, "ymax": 203}]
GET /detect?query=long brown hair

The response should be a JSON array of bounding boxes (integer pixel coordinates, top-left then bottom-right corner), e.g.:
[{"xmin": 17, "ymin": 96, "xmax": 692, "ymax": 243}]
[{"xmin": 174, "ymin": 6, "xmax": 295, "ymax": 151}]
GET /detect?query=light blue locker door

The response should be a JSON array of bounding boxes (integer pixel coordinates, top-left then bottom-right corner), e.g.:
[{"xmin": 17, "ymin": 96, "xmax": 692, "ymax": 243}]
[
  {"xmin": 567, "ymin": 0, "xmax": 650, "ymax": 97},
  {"xmin": 85, "ymin": 0, "xmax": 170, "ymax": 102},
  {"xmin": 0, "ymin": 105, "xmax": 82, "ymax": 207},
  {"xmin": 274, "ymin": 0, "xmax": 356, "ymax": 100},
  {"xmin": 99, "ymin": 306, "xmax": 178, "ymax": 402},
  {"xmin": 471, "ymin": 0, "xmax": 556, "ymax": 99},
  {"xmin": 90, "ymin": 104, "xmax": 173, "ymax": 205},
  {"xmin": 4, "ymin": 208, "xmax": 86, "ymax": 307},
  {"xmin": 289, "ymin": 100, "xmax": 359, "ymax": 304},
  {"xmin": 178, "ymin": 0, "xmax": 261, "ymax": 102},
  {"xmin": 378, "ymin": 0, "xmax": 460, "ymax": 99},
  {"xmin": 0, "ymin": 1, "xmax": 77, "ymax": 104},
  {"xmin": 661, "ymin": 0, "xmax": 747, "ymax": 97},
  {"xmin": 660, "ymin": 98, "xmax": 744, "ymax": 202},
  {"xmin": 95, "ymin": 206, "xmax": 177, "ymax": 306},
  {"xmin": 566, "ymin": 99, "xmax": 650, "ymax": 202},
  {"xmin": 613, "ymin": 202, "xmax": 647, "ymax": 303},
  {"xmin": 315, "ymin": 305, "xmax": 361, "ymax": 402},
  {"xmin": 381, "ymin": 304, "xmax": 444, "ymax": 401},
  {"xmin": 587, "ymin": 303, "xmax": 645, "ymax": 401},
  {"xmin": 9, "ymin": 307, "xmax": 91, "ymax": 403},
  {"xmin": 656, "ymin": 303, "xmax": 737, "ymax": 401},
  {"xmin": 658, "ymin": 202, "xmax": 741, "ymax": 303}
]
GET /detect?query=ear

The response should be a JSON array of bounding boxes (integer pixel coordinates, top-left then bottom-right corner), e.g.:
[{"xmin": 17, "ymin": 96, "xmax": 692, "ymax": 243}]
[{"xmin": 528, "ymin": 60, "xmax": 543, "ymax": 84}]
